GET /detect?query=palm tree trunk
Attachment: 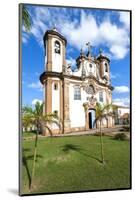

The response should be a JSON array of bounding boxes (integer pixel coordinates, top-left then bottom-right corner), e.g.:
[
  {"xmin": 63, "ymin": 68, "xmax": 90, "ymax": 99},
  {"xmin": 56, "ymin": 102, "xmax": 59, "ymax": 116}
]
[
  {"xmin": 100, "ymin": 120, "xmax": 104, "ymax": 164},
  {"xmin": 30, "ymin": 127, "xmax": 39, "ymax": 190}
]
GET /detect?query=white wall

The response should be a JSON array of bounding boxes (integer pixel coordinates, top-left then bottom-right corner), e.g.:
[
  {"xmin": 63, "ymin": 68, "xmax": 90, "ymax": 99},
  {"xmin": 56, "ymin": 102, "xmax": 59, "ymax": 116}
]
[
  {"xmin": 69, "ymin": 80, "xmax": 109, "ymax": 127},
  {"xmin": 85, "ymin": 60, "xmax": 97, "ymax": 76},
  {"xmin": 69, "ymin": 82, "xmax": 85, "ymax": 127},
  {"xmin": 118, "ymin": 107, "xmax": 130, "ymax": 117},
  {"xmin": 73, "ymin": 59, "xmax": 97, "ymax": 77},
  {"xmin": 69, "ymin": 80, "xmax": 110, "ymax": 128}
]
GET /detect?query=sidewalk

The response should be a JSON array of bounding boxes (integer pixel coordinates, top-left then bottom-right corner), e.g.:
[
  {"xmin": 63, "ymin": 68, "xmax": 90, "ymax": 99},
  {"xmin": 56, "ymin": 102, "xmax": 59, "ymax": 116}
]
[
  {"xmin": 23, "ymin": 125, "xmax": 126, "ymax": 140},
  {"xmin": 49, "ymin": 126, "xmax": 125, "ymax": 138}
]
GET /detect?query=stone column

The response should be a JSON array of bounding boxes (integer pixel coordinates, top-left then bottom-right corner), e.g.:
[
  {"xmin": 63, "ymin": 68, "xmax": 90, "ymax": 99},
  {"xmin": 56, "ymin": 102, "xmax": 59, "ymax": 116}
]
[
  {"xmin": 45, "ymin": 78, "xmax": 52, "ymax": 114},
  {"xmin": 60, "ymin": 80, "xmax": 63, "ymax": 120},
  {"xmin": 43, "ymin": 82, "xmax": 46, "ymax": 115},
  {"xmin": 42, "ymin": 78, "xmax": 52, "ymax": 136},
  {"xmin": 63, "ymin": 80, "xmax": 70, "ymax": 133},
  {"xmin": 46, "ymin": 36, "xmax": 52, "ymax": 71},
  {"xmin": 99, "ymin": 61, "xmax": 104, "ymax": 78},
  {"xmin": 62, "ymin": 41, "xmax": 66, "ymax": 67},
  {"xmin": 84, "ymin": 104, "xmax": 89, "ymax": 130}
]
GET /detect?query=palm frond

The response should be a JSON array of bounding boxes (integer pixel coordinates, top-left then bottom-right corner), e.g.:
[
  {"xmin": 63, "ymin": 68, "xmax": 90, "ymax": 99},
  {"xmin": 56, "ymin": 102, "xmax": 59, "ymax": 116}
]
[
  {"xmin": 22, "ymin": 105, "xmax": 33, "ymax": 114},
  {"xmin": 22, "ymin": 5, "xmax": 31, "ymax": 31}
]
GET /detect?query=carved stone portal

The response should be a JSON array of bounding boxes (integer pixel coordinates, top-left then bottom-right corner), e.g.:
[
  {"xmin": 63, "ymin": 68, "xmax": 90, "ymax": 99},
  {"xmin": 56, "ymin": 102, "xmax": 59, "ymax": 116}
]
[
  {"xmin": 85, "ymin": 85, "xmax": 95, "ymax": 94},
  {"xmin": 87, "ymin": 95, "xmax": 97, "ymax": 107}
]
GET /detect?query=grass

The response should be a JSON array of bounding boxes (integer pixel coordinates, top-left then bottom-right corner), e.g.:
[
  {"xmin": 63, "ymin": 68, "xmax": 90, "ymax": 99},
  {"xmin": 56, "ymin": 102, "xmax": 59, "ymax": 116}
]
[
  {"xmin": 21, "ymin": 135, "xmax": 130, "ymax": 195},
  {"xmin": 23, "ymin": 131, "xmax": 36, "ymax": 137}
]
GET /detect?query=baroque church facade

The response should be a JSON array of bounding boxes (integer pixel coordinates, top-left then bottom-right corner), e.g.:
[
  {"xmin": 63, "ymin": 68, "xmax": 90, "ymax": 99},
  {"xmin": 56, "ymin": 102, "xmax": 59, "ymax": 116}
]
[{"xmin": 40, "ymin": 27, "xmax": 114, "ymax": 134}]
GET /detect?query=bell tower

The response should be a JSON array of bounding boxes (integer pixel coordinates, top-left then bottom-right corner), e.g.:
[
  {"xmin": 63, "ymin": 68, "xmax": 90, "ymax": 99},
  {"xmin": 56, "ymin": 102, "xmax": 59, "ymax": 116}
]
[
  {"xmin": 97, "ymin": 49, "xmax": 110, "ymax": 83},
  {"xmin": 43, "ymin": 27, "xmax": 67, "ymax": 72},
  {"xmin": 40, "ymin": 28, "xmax": 67, "ymax": 135}
]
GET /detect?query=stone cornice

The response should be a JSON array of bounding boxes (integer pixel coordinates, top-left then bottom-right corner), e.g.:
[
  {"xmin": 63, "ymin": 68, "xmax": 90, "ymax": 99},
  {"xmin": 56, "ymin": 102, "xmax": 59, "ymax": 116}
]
[
  {"xmin": 43, "ymin": 30, "xmax": 67, "ymax": 46},
  {"xmin": 40, "ymin": 71, "xmax": 114, "ymax": 90},
  {"xmin": 97, "ymin": 55, "xmax": 110, "ymax": 63}
]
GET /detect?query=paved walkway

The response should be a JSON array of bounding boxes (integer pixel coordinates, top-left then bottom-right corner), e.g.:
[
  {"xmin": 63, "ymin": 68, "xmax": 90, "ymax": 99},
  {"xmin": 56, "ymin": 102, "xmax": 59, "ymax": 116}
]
[
  {"xmin": 23, "ymin": 125, "xmax": 130, "ymax": 140},
  {"xmin": 47, "ymin": 125, "xmax": 125, "ymax": 137}
]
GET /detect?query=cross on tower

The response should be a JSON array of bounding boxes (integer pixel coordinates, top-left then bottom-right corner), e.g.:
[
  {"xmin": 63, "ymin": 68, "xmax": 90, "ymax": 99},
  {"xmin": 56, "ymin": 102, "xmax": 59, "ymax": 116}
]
[
  {"xmin": 99, "ymin": 48, "xmax": 103, "ymax": 55},
  {"xmin": 86, "ymin": 42, "xmax": 93, "ymax": 55},
  {"xmin": 52, "ymin": 23, "xmax": 57, "ymax": 31}
]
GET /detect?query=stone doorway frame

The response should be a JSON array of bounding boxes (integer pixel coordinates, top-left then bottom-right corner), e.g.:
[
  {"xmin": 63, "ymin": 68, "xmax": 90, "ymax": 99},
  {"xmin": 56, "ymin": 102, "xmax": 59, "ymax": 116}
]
[
  {"xmin": 83, "ymin": 103, "xmax": 96, "ymax": 130},
  {"xmin": 88, "ymin": 108, "xmax": 96, "ymax": 129}
]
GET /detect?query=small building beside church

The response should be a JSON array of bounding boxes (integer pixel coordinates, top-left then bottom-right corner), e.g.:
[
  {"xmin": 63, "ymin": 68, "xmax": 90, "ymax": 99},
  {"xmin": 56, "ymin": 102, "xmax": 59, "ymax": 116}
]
[
  {"xmin": 113, "ymin": 105, "xmax": 130, "ymax": 125},
  {"xmin": 40, "ymin": 27, "xmax": 115, "ymax": 134}
]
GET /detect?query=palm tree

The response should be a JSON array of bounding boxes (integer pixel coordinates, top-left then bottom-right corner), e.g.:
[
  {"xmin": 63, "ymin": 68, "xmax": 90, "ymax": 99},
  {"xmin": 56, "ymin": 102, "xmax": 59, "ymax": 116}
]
[
  {"xmin": 22, "ymin": 113, "xmax": 33, "ymax": 132},
  {"xmin": 22, "ymin": 102, "xmax": 60, "ymax": 190},
  {"xmin": 94, "ymin": 102, "xmax": 115, "ymax": 164},
  {"xmin": 22, "ymin": 5, "xmax": 31, "ymax": 31}
]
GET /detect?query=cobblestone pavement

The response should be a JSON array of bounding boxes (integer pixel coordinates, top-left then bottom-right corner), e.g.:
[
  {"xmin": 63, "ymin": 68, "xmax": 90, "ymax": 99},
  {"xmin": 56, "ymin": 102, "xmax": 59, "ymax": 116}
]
[
  {"xmin": 23, "ymin": 125, "xmax": 130, "ymax": 140},
  {"xmin": 44, "ymin": 125, "xmax": 130, "ymax": 137}
]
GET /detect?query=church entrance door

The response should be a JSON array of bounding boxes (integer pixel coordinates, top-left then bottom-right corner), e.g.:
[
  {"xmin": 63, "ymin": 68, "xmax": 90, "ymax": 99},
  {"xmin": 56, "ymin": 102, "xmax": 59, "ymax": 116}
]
[{"xmin": 88, "ymin": 109, "xmax": 95, "ymax": 129}]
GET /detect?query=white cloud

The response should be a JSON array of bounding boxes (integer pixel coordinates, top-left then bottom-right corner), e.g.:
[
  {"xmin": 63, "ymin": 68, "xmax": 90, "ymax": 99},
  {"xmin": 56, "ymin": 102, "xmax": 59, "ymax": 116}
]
[
  {"xmin": 24, "ymin": 7, "xmax": 130, "ymax": 60},
  {"xmin": 32, "ymin": 99, "xmax": 42, "ymax": 105},
  {"xmin": 61, "ymin": 11, "xmax": 129, "ymax": 60},
  {"xmin": 22, "ymin": 36, "xmax": 28, "ymax": 44},
  {"xmin": 66, "ymin": 57, "xmax": 76, "ymax": 66},
  {"xmin": 99, "ymin": 20, "xmax": 129, "ymax": 46},
  {"xmin": 22, "ymin": 32, "xmax": 29, "ymax": 44},
  {"xmin": 29, "ymin": 7, "xmax": 49, "ymax": 46},
  {"xmin": 112, "ymin": 98, "xmax": 130, "ymax": 107},
  {"xmin": 119, "ymin": 11, "xmax": 130, "ymax": 30},
  {"xmin": 110, "ymin": 45, "xmax": 129, "ymax": 59},
  {"xmin": 61, "ymin": 11, "xmax": 99, "ymax": 50},
  {"xmin": 110, "ymin": 72, "xmax": 120, "ymax": 79},
  {"xmin": 28, "ymin": 81, "xmax": 42, "ymax": 91},
  {"xmin": 114, "ymin": 86, "xmax": 129, "ymax": 93}
]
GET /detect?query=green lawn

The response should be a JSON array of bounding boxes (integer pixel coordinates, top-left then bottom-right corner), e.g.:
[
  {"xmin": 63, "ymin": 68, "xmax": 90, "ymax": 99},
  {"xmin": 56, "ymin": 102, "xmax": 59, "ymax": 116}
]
[
  {"xmin": 21, "ymin": 135, "xmax": 130, "ymax": 195},
  {"xmin": 23, "ymin": 131, "xmax": 36, "ymax": 137}
]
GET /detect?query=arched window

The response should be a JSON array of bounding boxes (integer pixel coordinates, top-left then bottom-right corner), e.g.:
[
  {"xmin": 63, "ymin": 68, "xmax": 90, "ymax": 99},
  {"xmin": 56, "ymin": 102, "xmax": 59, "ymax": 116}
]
[
  {"xmin": 74, "ymin": 85, "xmax": 81, "ymax": 100},
  {"xmin": 105, "ymin": 63, "xmax": 108, "ymax": 72},
  {"xmin": 54, "ymin": 40, "xmax": 60, "ymax": 54},
  {"xmin": 54, "ymin": 83, "xmax": 58, "ymax": 90},
  {"xmin": 89, "ymin": 64, "xmax": 92, "ymax": 68},
  {"xmin": 89, "ymin": 64, "xmax": 92, "ymax": 73}
]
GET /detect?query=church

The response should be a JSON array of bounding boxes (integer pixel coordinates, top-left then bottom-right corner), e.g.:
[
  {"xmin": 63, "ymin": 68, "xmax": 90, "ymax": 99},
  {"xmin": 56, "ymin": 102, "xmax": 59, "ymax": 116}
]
[{"xmin": 40, "ymin": 27, "xmax": 114, "ymax": 134}]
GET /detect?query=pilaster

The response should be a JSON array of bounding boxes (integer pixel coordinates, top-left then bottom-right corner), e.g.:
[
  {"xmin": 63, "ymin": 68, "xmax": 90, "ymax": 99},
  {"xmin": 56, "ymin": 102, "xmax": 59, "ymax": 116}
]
[
  {"xmin": 63, "ymin": 80, "xmax": 71, "ymax": 132},
  {"xmin": 46, "ymin": 36, "xmax": 52, "ymax": 71}
]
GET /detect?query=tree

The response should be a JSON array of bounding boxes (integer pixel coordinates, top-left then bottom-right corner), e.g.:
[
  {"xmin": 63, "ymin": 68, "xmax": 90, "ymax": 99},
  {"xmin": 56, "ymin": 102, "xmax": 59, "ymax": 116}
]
[
  {"xmin": 22, "ymin": 102, "xmax": 60, "ymax": 190},
  {"xmin": 94, "ymin": 102, "xmax": 115, "ymax": 164},
  {"xmin": 22, "ymin": 113, "xmax": 33, "ymax": 132},
  {"xmin": 22, "ymin": 5, "xmax": 31, "ymax": 31}
]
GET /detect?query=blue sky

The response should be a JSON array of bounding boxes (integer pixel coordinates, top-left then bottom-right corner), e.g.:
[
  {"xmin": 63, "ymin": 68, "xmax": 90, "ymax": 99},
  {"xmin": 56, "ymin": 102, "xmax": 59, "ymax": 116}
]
[{"xmin": 22, "ymin": 5, "xmax": 130, "ymax": 107}]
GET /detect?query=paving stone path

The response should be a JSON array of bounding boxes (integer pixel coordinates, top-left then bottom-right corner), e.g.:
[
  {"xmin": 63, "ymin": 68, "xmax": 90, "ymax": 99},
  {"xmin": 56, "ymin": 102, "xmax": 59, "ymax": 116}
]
[{"xmin": 23, "ymin": 125, "xmax": 130, "ymax": 140}]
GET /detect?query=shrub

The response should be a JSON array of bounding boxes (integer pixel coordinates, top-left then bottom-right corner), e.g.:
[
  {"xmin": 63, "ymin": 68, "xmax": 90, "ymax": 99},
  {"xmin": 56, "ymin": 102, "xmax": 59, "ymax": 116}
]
[
  {"xmin": 123, "ymin": 125, "xmax": 130, "ymax": 132},
  {"xmin": 114, "ymin": 133, "xmax": 127, "ymax": 141},
  {"xmin": 119, "ymin": 126, "xmax": 130, "ymax": 132}
]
